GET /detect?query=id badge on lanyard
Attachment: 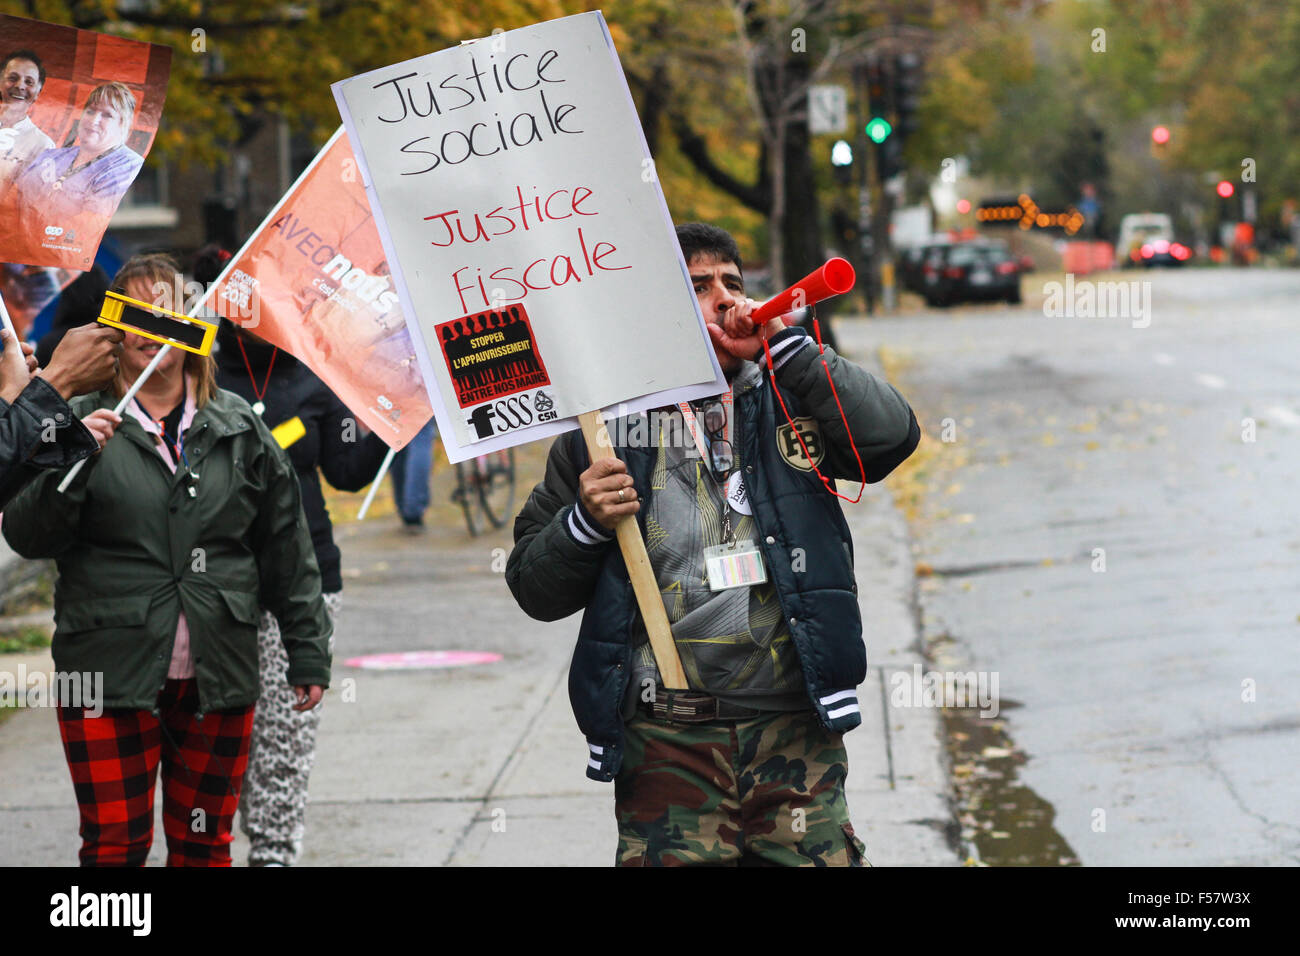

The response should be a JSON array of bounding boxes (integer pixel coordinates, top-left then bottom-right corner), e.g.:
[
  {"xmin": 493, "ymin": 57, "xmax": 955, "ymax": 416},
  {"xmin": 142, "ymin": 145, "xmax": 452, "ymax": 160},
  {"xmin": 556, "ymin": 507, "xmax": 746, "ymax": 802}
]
[{"xmin": 704, "ymin": 540, "xmax": 768, "ymax": 590}]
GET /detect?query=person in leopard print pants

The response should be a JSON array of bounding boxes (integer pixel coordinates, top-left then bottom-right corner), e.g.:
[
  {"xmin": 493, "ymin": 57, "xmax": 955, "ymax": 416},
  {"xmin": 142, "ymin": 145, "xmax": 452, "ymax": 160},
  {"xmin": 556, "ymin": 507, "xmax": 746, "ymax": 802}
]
[{"xmin": 239, "ymin": 592, "xmax": 342, "ymax": 865}]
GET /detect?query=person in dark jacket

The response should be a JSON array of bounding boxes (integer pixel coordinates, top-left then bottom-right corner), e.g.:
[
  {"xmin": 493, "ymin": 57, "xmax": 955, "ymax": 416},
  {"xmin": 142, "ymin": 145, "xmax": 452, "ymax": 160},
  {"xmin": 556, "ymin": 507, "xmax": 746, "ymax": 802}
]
[
  {"xmin": 1, "ymin": 322, "xmax": 123, "ymax": 509},
  {"xmin": 506, "ymin": 223, "xmax": 920, "ymax": 866},
  {"xmin": 200, "ymin": 244, "xmax": 389, "ymax": 866},
  {"xmin": 3, "ymin": 254, "xmax": 331, "ymax": 867}
]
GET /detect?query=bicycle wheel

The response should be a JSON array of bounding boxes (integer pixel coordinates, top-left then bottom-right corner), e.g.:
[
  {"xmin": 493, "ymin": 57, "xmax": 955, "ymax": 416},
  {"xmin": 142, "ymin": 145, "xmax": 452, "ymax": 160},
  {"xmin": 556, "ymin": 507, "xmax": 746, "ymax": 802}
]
[
  {"xmin": 476, "ymin": 448, "xmax": 517, "ymax": 529},
  {"xmin": 453, "ymin": 459, "xmax": 488, "ymax": 537}
]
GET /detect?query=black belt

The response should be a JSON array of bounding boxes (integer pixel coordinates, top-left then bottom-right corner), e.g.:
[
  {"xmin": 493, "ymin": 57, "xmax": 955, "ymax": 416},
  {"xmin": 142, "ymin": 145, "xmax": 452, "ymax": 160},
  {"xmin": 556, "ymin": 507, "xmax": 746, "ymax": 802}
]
[{"xmin": 637, "ymin": 687, "xmax": 763, "ymax": 724}]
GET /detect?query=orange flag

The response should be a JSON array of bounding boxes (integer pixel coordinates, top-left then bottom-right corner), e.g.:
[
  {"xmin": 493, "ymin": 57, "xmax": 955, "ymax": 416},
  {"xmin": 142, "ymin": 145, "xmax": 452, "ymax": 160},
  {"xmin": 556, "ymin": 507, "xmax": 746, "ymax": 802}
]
[{"xmin": 199, "ymin": 127, "xmax": 433, "ymax": 449}]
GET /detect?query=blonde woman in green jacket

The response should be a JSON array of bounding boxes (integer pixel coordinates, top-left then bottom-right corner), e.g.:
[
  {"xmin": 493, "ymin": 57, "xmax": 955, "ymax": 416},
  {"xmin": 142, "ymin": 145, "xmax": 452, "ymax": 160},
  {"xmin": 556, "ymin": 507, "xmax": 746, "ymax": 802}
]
[{"xmin": 1, "ymin": 254, "xmax": 331, "ymax": 867}]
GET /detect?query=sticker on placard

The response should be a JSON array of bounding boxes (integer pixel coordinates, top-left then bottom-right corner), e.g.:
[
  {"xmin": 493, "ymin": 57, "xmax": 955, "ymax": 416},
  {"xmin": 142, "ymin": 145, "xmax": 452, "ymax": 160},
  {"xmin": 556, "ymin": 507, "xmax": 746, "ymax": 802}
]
[{"xmin": 436, "ymin": 302, "xmax": 551, "ymax": 410}]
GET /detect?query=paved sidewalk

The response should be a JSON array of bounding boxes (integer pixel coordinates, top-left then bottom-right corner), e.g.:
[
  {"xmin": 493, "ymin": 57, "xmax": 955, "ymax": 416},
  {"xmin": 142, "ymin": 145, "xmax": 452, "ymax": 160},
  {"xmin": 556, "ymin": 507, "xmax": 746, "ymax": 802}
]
[{"xmin": 0, "ymin": 372, "xmax": 958, "ymax": 866}]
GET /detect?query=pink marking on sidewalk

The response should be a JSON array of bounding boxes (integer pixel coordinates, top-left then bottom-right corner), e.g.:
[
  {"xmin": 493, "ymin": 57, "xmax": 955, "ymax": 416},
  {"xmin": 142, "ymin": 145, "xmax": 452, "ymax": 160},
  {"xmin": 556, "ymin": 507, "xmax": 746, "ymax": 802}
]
[{"xmin": 343, "ymin": 650, "xmax": 503, "ymax": 670}]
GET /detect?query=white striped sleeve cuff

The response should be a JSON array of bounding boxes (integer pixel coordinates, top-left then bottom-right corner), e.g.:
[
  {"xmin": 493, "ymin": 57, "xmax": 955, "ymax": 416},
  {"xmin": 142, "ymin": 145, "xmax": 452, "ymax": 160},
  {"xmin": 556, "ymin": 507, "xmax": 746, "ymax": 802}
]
[
  {"xmin": 766, "ymin": 328, "xmax": 813, "ymax": 370},
  {"xmin": 565, "ymin": 500, "xmax": 615, "ymax": 547}
]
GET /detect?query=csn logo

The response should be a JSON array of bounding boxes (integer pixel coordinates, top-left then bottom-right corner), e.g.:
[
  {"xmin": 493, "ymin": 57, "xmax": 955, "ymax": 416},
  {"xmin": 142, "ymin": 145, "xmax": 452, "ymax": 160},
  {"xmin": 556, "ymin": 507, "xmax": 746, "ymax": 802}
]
[
  {"xmin": 468, "ymin": 394, "xmax": 534, "ymax": 439},
  {"xmin": 534, "ymin": 390, "xmax": 558, "ymax": 423},
  {"xmin": 44, "ymin": 225, "xmax": 64, "ymax": 237}
]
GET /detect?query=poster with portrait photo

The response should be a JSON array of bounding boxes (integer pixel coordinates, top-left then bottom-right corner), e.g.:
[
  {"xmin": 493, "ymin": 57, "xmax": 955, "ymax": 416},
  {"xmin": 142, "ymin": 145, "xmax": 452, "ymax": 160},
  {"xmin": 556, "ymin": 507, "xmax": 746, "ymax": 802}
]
[{"xmin": 0, "ymin": 14, "xmax": 170, "ymax": 270}]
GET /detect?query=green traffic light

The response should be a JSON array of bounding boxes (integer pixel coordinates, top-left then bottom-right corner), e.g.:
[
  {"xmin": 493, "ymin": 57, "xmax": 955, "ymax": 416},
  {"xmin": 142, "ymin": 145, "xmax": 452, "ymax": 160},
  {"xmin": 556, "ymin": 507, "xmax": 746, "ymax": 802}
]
[{"xmin": 866, "ymin": 117, "xmax": 892, "ymax": 144}]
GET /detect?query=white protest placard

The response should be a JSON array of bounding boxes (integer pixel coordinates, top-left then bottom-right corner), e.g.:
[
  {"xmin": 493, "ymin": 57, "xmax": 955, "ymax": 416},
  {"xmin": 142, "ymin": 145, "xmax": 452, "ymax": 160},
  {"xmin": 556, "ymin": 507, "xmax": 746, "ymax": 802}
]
[{"xmin": 332, "ymin": 11, "xmax": 726, "ymax": 462}]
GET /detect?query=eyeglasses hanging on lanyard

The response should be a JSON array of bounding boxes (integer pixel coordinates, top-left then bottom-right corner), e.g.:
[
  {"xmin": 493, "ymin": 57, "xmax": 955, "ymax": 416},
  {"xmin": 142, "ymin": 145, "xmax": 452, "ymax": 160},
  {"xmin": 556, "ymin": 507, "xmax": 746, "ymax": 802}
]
[{"xmin": 700, "ymin": 399, "xmax": 733, "ymax": 480}]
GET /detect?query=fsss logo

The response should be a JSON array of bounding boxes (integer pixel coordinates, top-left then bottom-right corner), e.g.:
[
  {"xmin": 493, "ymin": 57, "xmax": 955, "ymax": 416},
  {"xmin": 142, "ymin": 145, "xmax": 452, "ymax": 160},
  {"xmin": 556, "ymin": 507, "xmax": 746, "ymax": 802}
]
[
  {"xmin": 468, "ymin": 393, "xmax": 535, "ymax": 439},
  {"xmin": 776, "ymin": 417, "xmax": 824, "ymax": 471}
]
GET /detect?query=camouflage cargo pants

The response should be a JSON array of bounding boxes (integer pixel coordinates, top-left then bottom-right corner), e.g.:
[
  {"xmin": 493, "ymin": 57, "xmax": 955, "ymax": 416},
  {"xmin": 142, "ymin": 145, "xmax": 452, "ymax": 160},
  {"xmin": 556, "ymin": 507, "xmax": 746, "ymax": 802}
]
[{"xmin": 614, "ymin": 709, "xmax": 870, "ymax": 866}]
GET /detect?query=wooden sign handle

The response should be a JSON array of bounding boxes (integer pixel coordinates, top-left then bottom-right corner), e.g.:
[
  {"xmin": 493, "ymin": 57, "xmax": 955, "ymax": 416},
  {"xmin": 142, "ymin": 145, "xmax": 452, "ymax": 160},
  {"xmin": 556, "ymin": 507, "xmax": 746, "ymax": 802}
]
[{"xmin": 578, "ymin": 409, "xmax": 688, "ymax": 690}]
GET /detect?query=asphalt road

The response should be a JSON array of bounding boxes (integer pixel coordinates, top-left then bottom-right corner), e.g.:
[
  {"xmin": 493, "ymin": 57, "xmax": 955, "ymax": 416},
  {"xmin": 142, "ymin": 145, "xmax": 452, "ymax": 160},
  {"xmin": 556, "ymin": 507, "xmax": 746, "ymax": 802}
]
[{"xmin": 841, "ymin": 267, "xmax": 1300, "ymax": 865}]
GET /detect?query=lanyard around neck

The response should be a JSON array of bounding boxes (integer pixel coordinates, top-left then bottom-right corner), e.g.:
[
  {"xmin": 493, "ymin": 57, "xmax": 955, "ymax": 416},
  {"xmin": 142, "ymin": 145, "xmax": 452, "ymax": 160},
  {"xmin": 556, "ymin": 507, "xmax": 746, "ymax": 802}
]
[
  {"xmin": 236, "ymin": 336, "xmax": 278, "ymax": 415},
  {"xmin": 135, "ymin": 396, "xmax": 187, "ymax": 469}
]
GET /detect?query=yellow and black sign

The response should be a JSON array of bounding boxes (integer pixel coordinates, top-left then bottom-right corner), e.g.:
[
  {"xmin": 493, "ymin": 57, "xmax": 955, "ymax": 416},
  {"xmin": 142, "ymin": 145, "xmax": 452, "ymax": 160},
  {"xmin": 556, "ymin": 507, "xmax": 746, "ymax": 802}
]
[{"xmin": 97, "ymin": 291, "xmax": 218, "ymax": 356}]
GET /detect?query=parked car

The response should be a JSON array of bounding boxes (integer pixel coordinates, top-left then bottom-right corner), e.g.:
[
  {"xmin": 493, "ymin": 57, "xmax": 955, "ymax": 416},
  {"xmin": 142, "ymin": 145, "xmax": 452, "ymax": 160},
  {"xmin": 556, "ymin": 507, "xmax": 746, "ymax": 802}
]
[
  {"xmin": 921, "ymin": 243, "xmax": 1022, "ymax": 306},
  {"xmin": 1134, "ymin": 237, "xmax": 1193, "ymax": 267},
  {"xmin": 900, "ymin": 240, "xmax": 950, "ymax": 293}
]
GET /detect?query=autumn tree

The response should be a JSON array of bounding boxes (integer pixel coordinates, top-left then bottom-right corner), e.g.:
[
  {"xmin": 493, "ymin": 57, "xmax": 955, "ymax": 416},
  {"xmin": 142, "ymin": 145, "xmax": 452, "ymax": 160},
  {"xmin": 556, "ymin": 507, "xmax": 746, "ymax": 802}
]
[{"xmin": 614, "ymin": 0, "xmax": 893, "ymax": 287}]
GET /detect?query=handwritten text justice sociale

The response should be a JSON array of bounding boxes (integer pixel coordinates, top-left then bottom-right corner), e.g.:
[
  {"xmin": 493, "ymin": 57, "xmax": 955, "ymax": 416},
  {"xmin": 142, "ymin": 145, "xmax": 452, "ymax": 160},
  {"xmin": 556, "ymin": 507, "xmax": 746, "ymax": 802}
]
[{"xmin": 365, "ymin": 48, "xmax": 636, "ymax": 314}]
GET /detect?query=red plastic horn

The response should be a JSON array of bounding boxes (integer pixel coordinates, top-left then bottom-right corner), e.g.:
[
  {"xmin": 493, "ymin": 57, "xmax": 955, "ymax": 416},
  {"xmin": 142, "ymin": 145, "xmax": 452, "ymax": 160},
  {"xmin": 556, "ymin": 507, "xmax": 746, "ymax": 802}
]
[{"xmin": 752, "ymin": 257, "xmax": 856, "ymax": 324}]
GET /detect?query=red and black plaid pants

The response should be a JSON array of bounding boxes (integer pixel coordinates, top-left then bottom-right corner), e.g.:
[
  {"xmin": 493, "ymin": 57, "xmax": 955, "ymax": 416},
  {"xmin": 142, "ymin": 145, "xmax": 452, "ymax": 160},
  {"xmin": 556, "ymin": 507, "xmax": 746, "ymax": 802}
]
[{"xmin": 57, "ymin": 678, "xmax": 254, "ymax": 867}]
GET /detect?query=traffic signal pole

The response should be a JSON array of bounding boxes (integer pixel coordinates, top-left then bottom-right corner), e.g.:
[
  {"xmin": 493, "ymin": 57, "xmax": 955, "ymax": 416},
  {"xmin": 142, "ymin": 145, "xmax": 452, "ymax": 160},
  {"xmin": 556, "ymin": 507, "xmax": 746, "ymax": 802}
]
[
  {"xmin": 854, "ymin": 61, "xmax": 876, "ymax": 315},
  {"xmin": 866, "ymin": 57, "xmax": 896, "ymax": 312},
  {"xmin": 853, "ymin": 42, "xmax": 925, "ymax": 314}
]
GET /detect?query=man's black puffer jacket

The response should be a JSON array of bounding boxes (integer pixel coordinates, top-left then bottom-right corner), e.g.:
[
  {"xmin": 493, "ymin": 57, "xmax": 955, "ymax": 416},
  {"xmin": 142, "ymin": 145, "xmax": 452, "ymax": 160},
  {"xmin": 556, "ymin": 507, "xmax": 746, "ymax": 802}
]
[{"xmin": 506, "ymin": 328, "xmax": 921, "ymax": 780}]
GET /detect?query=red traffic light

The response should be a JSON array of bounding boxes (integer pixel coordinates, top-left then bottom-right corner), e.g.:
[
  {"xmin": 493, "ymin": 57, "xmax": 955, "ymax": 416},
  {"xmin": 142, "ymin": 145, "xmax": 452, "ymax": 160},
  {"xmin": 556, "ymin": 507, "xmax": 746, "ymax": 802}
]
[
  {"xmin": 956, "ymin": 198, "xmax": 971, "ymax": 214},
  {"xmin": 1151, "ymin": 125, "xmax": 1171, "ymax": 145},
  {"xmin": 1216, "ymin": 180, "xmax": 1235, "ymax": 198}
]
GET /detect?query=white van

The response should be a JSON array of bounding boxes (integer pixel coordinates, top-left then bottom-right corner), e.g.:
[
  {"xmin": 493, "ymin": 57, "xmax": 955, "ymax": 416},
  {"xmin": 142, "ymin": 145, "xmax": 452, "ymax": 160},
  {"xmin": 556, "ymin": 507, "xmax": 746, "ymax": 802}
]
[{"xmin": 1117, "ymin": 213, "xmax": 1174, "ymax": 266}]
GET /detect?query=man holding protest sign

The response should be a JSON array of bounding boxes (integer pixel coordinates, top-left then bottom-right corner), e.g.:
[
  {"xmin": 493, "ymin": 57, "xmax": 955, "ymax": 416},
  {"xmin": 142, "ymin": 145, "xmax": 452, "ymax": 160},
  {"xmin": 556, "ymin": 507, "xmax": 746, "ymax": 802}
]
[{"xmin": 507, "ymin": 223, "xmax": 921, "ymax": 866}]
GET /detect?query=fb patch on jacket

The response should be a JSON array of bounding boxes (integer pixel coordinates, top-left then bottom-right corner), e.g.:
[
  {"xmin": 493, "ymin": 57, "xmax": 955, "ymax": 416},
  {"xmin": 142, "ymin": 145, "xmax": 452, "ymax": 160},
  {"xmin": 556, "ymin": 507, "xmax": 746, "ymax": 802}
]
[
  {"xmin": 776, "ymin": 417, "xmax": 824, "ymax": 471},
  {"xmin": 97, "ymin": 292, "xmax": 218, "ymax": 356}
]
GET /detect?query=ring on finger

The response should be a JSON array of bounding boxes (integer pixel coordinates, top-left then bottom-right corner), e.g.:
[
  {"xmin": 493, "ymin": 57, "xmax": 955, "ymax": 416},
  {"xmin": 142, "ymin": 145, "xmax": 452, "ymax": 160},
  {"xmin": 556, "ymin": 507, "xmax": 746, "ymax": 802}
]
[{"xmin": 617, "ymin": 488, "xmax": 626, "ymax": 502}]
